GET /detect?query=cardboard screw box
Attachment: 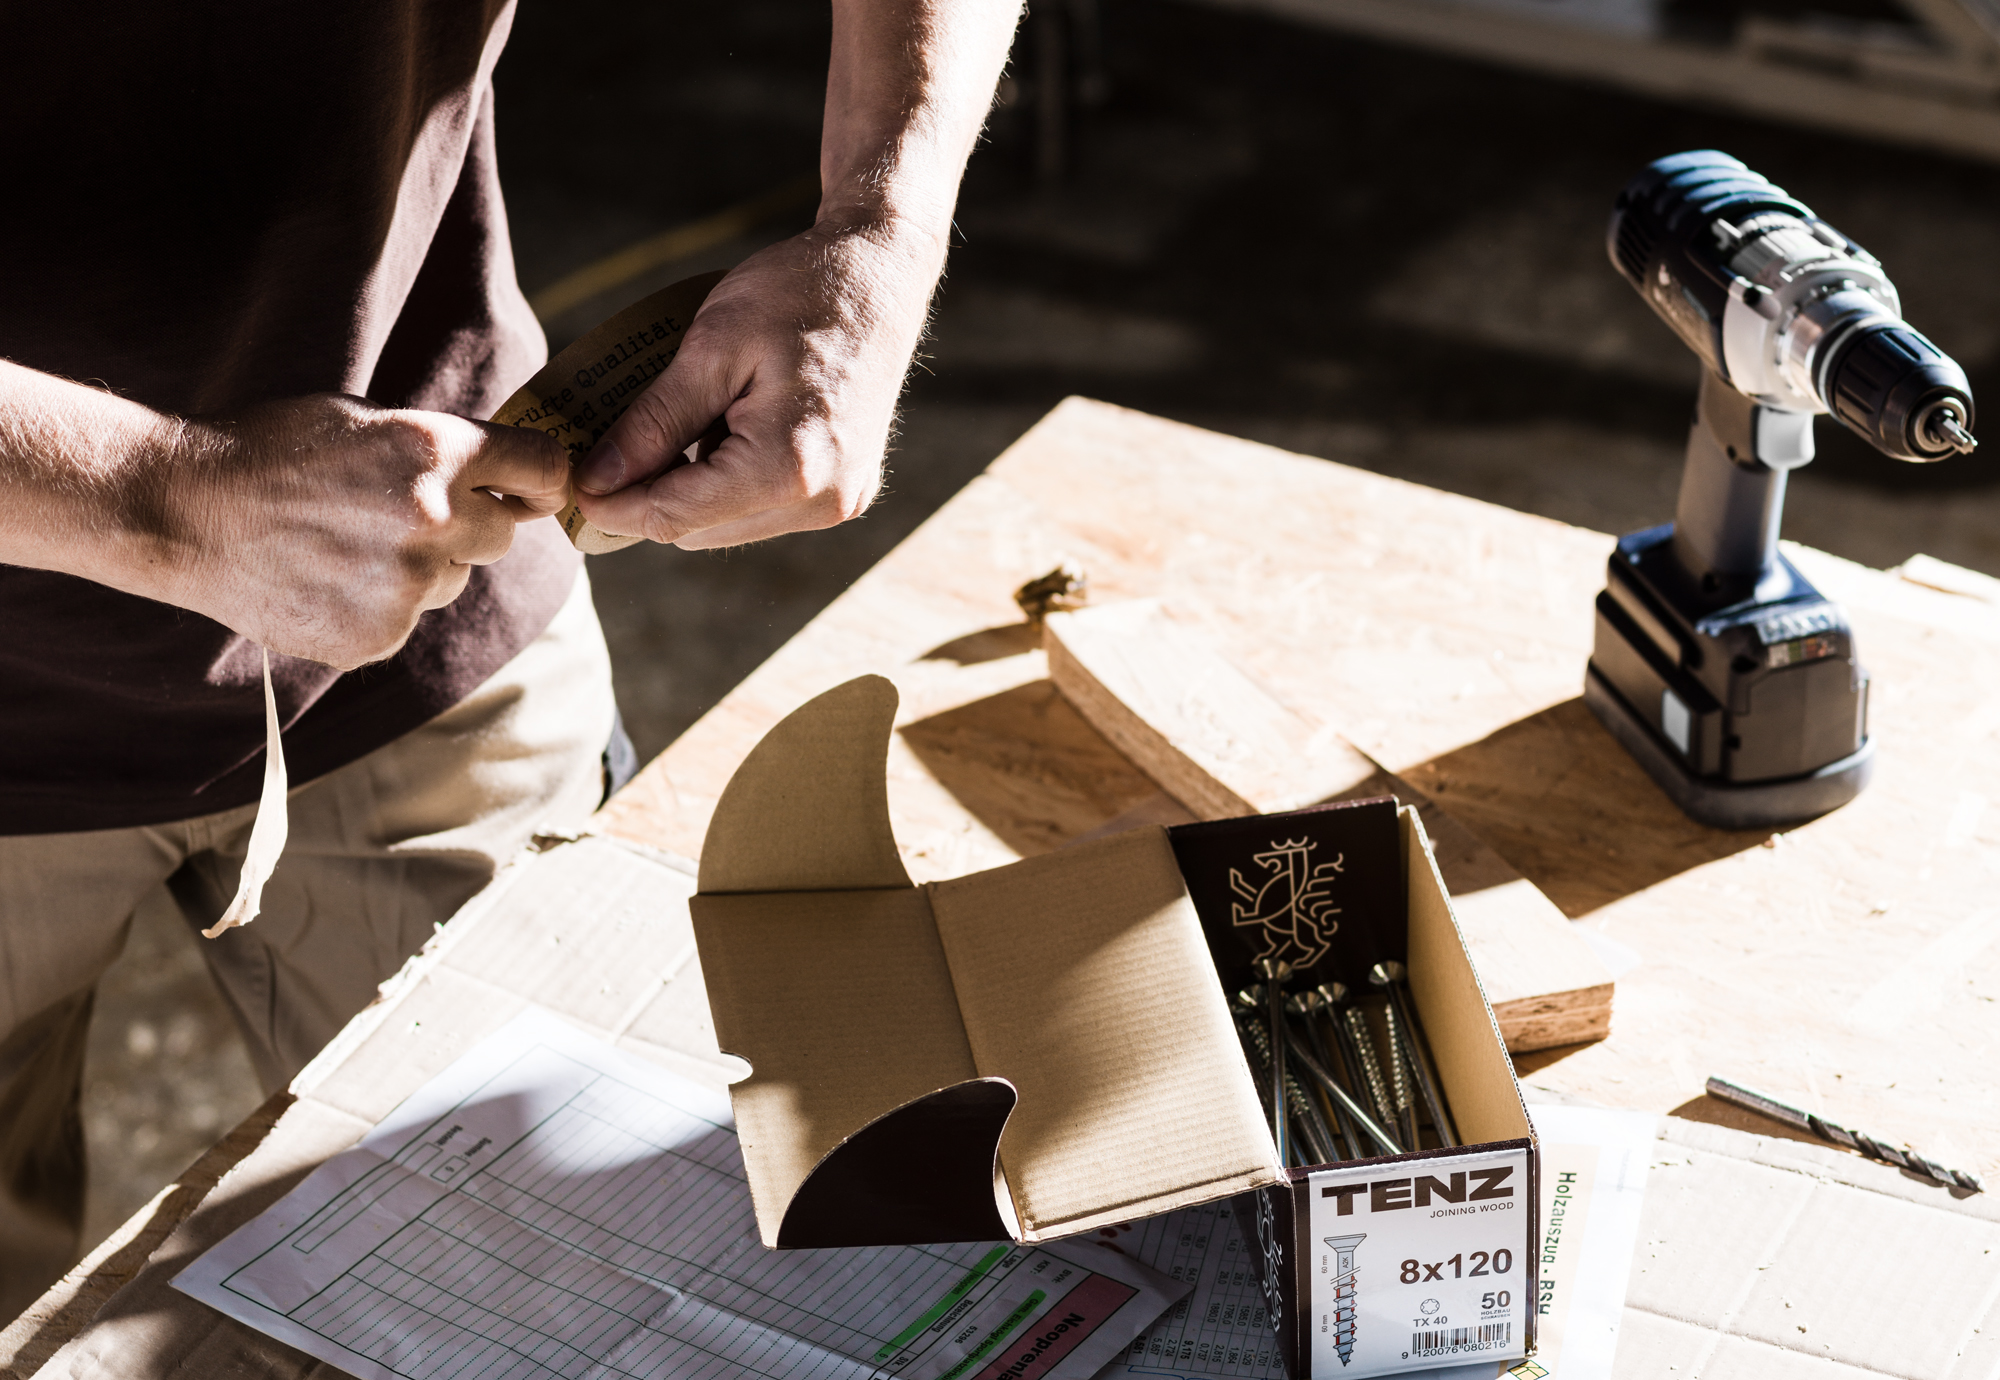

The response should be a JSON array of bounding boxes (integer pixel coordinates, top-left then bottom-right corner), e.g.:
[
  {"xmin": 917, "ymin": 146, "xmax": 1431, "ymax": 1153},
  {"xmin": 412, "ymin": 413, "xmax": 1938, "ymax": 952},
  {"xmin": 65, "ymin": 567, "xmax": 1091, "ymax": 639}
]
[
  {"xmin": 688, "ymin": 677, "xmax": 1539, "ymax": 1377},
  {"xmin": 1171, "ymin": 805, "xmax": 1540, "ymax": 1376}
]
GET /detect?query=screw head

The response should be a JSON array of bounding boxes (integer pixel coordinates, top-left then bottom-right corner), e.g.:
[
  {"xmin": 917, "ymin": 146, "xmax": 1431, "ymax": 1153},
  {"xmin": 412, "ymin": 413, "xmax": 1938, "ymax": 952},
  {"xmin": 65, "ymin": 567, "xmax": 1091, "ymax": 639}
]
[
  {"xmin": 1316, "ymin": 981, "xmax": 1349, "ymax": 1005},
  {"xmin": 1368, "ymin": 960, "xmax": 1406, "ymax": 987},
  {"xmin": 1287, "ymin": 990, "xmax": 1327, "ymax": 1015},
  {"xmin": 1253, "ymin": 957, "xmax": 1294, "ymax": 983},
  {"xmin": 1234, "ymin": 984, "xmax": 1265, "ymax": 1010}
]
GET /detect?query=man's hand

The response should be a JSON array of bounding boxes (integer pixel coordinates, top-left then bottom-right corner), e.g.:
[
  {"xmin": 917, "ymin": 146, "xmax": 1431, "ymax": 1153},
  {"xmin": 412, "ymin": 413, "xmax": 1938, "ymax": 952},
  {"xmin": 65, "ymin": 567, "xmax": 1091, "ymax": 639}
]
[
  {"xmin": 571, "ymin": 0, "xmax": 1022, "ymax": 550},
  {"xmin": 0, "ymin": 364, "xmax": 571, "ymax": 670},
  {"xmin": 571, "ymin": 219, "xmax": 931, "ymax": 549},
  {"xmin": 168, "ymin": 396, "xmax": 573, "ymax": 668}
]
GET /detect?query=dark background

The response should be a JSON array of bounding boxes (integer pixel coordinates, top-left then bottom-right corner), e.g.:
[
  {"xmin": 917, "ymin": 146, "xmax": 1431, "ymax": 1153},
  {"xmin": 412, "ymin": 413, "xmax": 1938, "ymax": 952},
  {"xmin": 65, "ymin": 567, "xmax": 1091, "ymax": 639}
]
[
  {"xmin": 497, "ymin": 0, "xmax": 2000, "ymax": 766},
  {"xmin": 76, "ymin": 0, "xmax": 2000, "ymax": 1254}
]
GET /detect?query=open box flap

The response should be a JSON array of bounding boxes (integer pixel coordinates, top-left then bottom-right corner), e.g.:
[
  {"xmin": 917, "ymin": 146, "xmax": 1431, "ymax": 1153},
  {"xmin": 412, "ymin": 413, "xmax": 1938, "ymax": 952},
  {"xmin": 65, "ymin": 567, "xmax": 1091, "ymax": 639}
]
[
  {"xmin": 692, "ymin": 887, "xmax": 998, "ymax": 1246},
  {"xmin": 928, "ymin": 827, "xmax": 1285, "ymax": 1239},
  {"xmin": 697, "ymin": 675, "xmax": 912, "ymax": 894},
  {"xmin": 1400, "ymin": 807, "xmax": 1535, "ymax": 1146},
  {"xmin": 777, "ymin": 1077, "xmax": 1019, "ymax": 1248}
]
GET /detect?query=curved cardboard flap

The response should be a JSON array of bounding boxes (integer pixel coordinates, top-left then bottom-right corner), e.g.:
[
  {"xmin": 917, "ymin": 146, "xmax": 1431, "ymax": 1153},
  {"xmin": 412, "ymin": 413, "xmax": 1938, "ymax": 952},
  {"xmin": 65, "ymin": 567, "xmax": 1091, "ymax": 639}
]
[
  {"xmin": 699, "ymin": 675, "xmax": 912, "ymax": 893},
  {"xmin": 691, "ymin": 887, "xmax": 981, "ymax": 1245},
  {"xmin": 777, "ymin": 1078, "xmax": 1018, "ymax": 1248}
]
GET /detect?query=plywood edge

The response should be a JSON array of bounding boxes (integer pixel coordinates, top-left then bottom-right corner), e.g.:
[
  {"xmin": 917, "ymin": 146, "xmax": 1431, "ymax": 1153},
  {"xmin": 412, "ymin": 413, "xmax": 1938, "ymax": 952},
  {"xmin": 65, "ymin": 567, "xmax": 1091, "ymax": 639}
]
[
  {"xmin": 1044, "ymin": 616, "xmax": 1254, "ymax": 820},
  {"xmin": 1490, "ymin": 987, "xmax": 1616, "ymax": 1052},
  {"xmin": 1441, "ymin": 876, "xmax": 1616, "ymax": 1052},
  {"xmin": 1336, "ymin": 781, "xmax": 1613, "ymax": 1053},
  {"xmin": 1044, "ymin": 601, "xmax": 1376, "ymax": 818}
]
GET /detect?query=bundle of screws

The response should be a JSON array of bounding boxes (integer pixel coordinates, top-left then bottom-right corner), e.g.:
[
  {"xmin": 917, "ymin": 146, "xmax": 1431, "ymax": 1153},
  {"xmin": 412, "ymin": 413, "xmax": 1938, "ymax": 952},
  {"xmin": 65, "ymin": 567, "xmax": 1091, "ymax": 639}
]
[{"xmin": 1230, "ymin": 958, "xmax": 1459, "ymax": 1166}]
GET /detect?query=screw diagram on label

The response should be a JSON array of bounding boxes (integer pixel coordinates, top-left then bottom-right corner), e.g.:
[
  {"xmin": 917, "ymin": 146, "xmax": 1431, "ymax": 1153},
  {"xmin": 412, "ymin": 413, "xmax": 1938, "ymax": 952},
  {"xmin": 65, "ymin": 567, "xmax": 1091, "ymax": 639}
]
[{"xmin": 1323, "ymin": 1234, "xmax": 1365, "ymax": 1367}]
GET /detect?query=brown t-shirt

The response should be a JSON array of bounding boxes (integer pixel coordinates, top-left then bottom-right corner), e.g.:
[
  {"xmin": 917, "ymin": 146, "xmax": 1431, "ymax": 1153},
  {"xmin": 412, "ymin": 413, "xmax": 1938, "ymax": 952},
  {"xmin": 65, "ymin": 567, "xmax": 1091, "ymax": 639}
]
[{"xmin": 0, "ymin": 1, "xmax": 583, "ymax": 835}]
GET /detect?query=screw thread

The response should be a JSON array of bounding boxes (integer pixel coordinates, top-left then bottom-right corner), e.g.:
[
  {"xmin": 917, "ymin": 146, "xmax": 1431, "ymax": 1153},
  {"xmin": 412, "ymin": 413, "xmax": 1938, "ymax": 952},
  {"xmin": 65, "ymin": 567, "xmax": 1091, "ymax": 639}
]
[
  {"xmin": 1381, "ymin": 1004, "xmax": 1415, "ymax": 1114},
  {"xmin": 1343, "ymin": 1008, "xmax": 1396, "ymax": 1130}
]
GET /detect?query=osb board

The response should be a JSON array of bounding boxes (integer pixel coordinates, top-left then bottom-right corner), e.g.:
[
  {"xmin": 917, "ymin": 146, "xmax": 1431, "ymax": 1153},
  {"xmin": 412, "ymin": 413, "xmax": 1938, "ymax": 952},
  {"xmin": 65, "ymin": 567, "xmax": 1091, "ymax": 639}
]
[{"xmin": 601, "ymin": 397, "xmax": 2000, "ymax": 1190}]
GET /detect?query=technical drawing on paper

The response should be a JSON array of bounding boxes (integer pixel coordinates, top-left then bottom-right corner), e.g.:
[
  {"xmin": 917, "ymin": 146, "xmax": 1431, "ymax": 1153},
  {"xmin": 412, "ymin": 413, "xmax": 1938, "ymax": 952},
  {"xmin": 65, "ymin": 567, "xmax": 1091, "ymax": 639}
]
[{"xmin": 1090, "ymin": 1201, "xmax": 1287, "ymax": 1380}]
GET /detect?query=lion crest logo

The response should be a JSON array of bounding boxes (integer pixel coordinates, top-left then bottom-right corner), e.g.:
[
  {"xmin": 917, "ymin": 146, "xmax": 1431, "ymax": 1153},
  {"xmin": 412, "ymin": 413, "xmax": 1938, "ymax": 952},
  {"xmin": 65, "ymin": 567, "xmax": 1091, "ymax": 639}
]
[{"xmin": 1230, "ymin": 837, "xmax": 1342, "ymax": 968}]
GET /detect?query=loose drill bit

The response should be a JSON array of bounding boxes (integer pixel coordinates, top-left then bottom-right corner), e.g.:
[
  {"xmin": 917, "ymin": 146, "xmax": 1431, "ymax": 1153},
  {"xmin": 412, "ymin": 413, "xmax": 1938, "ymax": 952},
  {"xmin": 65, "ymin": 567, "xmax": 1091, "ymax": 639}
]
[
  {"xmin": 1370, "ymin": 960, "xmax": 1458, "ymax": 1147},
  {"xmin": 1707, "ymin": 1077, "xmax": 1983, "ymax": 1193}
]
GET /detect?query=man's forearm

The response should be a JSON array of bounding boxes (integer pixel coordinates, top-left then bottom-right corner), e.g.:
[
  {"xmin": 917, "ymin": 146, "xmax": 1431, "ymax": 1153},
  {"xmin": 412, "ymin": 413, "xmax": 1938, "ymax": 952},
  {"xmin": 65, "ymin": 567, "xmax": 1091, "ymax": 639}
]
[
  {"xmin": 819, "ymin": 0, "xmax": 1023, "ymax": 247},
  {"xmin": 0, "ymin": 359, "xmax": 183, "ymax": 596},
  {"xmin": 0, "ymin": 360, "xmax": 570, "ymax": 668}
]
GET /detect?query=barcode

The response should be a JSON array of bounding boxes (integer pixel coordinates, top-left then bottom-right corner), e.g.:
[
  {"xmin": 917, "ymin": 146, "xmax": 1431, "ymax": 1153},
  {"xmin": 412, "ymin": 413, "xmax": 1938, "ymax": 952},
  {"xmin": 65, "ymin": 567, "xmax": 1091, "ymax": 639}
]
[{"xmin": 1410, "ymin": 1322, "xmax": 1512, "ymax": 1356}]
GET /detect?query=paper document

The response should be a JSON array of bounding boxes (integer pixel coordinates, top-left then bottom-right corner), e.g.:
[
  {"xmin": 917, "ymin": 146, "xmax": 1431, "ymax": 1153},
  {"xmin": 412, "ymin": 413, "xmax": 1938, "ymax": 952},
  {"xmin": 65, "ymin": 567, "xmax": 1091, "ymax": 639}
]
[
  {"xmin": 174, "ymin": 1009, "xmax": 1186, "ymax": 1380},
  {"xmin": 1509, "ymin": 1104, "xmax": 1654, "ymax": 1379},
  {"xmin": 1404, "ymin": 1104, "xmax": 1653, "ymax": 1380},
  {"xmin": 1089, "ymin": 1201, "xmax": 1284, "ymax": 1380}
]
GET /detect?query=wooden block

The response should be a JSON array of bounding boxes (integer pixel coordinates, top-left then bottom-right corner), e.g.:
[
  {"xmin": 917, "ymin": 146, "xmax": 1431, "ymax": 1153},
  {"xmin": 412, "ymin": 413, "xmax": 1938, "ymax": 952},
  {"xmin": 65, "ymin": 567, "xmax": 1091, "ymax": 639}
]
[
  {"xmin": 1042, "ymin": 599, "xmax": 1380, "ymax": 816},
  {"xmin": 1043, "ymin": 599, "xmax": 1614, "ymax": 1052}
]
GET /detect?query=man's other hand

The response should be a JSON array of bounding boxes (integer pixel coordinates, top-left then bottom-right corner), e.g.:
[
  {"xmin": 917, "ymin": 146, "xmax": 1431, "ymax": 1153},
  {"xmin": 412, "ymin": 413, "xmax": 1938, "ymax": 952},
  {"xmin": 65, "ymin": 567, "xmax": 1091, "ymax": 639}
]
[
  {"xmin": 569, "ymin": 221, "xmax": 928, "ymax": 550},
  {"xmin": 160, "ymin": 396, "xmax": 572, "ymax": 669}
]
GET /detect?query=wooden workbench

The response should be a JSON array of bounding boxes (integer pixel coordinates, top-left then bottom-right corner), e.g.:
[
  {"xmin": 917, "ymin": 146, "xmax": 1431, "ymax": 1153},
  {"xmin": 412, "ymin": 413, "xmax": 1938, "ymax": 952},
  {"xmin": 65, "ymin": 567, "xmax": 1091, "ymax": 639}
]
[
  {"xmin": 605, "ymin": 396, "xmax": 1998, "ymax": 1169},
  {"xmin": 6, "ymin": 396, "xmax": 1996, "ymax": 1378}
]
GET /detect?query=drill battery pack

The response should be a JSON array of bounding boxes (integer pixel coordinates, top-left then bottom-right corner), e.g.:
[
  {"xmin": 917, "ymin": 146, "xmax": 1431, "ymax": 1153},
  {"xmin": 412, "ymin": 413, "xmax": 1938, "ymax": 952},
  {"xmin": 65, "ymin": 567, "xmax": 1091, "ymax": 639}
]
[{"xmin": 1585, "ymin": 523, "xmax": 1873, "ymax": 830}]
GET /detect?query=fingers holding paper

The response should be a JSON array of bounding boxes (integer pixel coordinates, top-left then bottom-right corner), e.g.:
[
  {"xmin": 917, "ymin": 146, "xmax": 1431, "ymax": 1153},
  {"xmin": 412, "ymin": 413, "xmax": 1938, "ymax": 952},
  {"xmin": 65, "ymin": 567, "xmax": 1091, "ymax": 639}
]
[
  {"xmin": 565, "ymin": 0, "xmax": 1024, "ymax": 551},
  {"xmin": 569, "ymin": 222, "xmax": 933, "ymax": 550},
  {"xmin": 174, "ymin": 396, "xmax": 574, "ymax": 671}
]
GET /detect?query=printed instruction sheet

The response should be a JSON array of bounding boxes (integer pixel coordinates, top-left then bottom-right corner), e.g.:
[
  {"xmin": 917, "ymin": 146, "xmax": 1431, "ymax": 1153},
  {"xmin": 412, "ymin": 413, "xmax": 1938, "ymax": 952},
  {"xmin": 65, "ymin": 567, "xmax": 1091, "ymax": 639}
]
[{"xmin": 173, "ymin": 1009, "xmax": 1186, "ymax": 1380}]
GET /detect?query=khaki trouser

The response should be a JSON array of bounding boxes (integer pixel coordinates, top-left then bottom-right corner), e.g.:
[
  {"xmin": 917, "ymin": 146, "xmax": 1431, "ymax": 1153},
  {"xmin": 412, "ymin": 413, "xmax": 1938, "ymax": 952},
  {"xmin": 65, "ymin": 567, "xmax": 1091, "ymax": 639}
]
[{"xmin": 0, "ymin": 571, "xmax": 616, "ymax": 1319}]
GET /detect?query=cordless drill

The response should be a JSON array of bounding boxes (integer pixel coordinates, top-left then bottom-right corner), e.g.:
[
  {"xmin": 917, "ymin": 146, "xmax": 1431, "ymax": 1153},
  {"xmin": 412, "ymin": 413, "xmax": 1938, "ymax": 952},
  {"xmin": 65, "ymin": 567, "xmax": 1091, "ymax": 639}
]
[{"xmin": 1586, "ymin": 150, "xmax": 1977, "ymax": 829}]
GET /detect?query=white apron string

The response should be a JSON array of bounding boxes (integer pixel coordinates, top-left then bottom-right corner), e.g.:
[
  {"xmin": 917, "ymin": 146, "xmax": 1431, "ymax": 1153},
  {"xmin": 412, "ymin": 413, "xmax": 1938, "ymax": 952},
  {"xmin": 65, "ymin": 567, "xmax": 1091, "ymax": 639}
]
[{"xmin": 202, "ymin": 646, "xmax": 289, "ymax": 937}]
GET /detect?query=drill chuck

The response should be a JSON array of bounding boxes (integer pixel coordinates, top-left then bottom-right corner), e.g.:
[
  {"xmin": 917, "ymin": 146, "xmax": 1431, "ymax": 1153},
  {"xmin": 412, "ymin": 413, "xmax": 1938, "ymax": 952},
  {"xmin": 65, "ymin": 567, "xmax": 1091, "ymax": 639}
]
[
  {"xmin": 1826, "ymin": 323, "xmax": 1976, "ymax": 459},
  {"xmin": 1608, "ymin": 150, "xmax": 1975, "ymax": 461}
]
